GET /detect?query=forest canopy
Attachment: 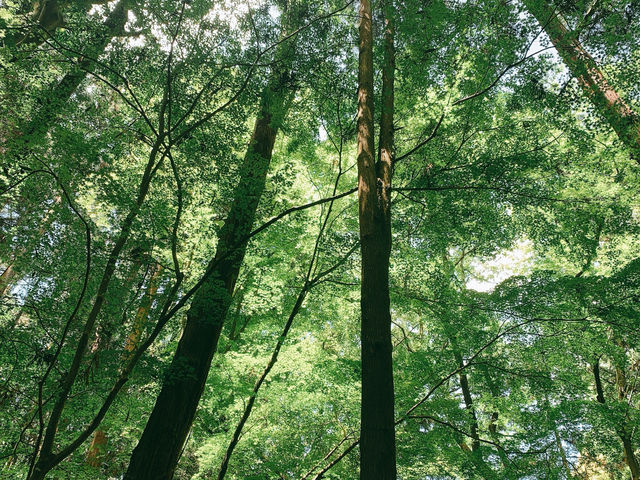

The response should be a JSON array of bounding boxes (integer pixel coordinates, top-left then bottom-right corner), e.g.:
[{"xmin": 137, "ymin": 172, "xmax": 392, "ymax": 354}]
[{"xmin": 1, "ymin": 0, "xmax": 640, "ymax": 479}]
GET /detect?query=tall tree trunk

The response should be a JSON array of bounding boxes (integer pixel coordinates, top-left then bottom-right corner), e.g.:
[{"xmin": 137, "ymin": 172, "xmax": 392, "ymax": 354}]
[
  {"xmin": 123, "ymin": 263, "xmax": 163, "ymax": 358},
  {"xmin": 123, "ymin": 47, "xmax": 294, "ymax": 480},
  {"xmin": 85, "ymin": 262, "xmax": 162, "ymax": 469},
  {"xmin": 357, "ymin": 0, "xmax": 397, "ymax": 478},
  {"xmin": 592, "ymin": 359, "xmax": 640, "ymax": 479},
  {"xmin": 451, "ymin": 343, "xmax": 480, "ymax": 452},
  {"xmin": 522, "ymin": 0, "xmax": 640, "ymax": 157}
]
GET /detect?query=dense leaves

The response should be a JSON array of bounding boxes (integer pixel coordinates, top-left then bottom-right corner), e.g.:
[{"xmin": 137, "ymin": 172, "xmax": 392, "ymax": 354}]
[{"xmin": 1, "ymin": 0, "xmax": 640, "ymax": 479}]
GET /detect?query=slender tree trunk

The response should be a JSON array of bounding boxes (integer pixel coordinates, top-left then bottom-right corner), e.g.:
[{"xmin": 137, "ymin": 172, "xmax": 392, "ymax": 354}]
[
  {"xmin": 124, "ymin": 263, "xmax": 163, "ymax": 358},
  {"xmin": 85, "ymin": 262, "xmax": 162, "ymax": 468},
  {"xmin": 523, "ymin": 0, "xmax": 640, "ymax": 156},
  {"xmin": 451, "ymin": 345, "xmax": 480, "ymax": 452},
  {"xmin": 553, "ymin": 430, "xmax": 572, "ymax": 478},
  {"xmin": 592, "ymin": 359, "xmax": 640, "ymax": 479},
  {"xmin": 0, "ymin": 264, "xmax": 16, "ymax": 297},
  {"xmin": 123, "ymin": 49, "xmax": 294, "ymax": 480},
  {"xmin": 357, "ymin": 0, "xmax": 397, "ymax": 478}
]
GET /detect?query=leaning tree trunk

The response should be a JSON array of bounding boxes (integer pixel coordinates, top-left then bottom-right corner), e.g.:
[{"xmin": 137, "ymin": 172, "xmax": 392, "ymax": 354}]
[
  {"xmin": 123, "ymin": 47, "xmax": 294, "ymax": 480},
  {"xmin": 523, "ymin": 0, "xmax": 640, "ymax": 157},
  {"xmin": 357, "ymin": 0, "xmax": 397, "ymax": 478}
]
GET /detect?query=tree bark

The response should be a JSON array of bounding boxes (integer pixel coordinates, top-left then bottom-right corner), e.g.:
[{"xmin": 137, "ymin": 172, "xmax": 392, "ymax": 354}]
[
  {"xmin": 0, "ymin": 264, "xmax": 16, "ymax": 297},
  {"xmin": 357, "ymin": 0, "xmax": 397, "ymax": 478},
  {"xmin": 124, "ymin": 263, "xmax": 163, "ymax": 358},
  {"xmin": 523, "ymin": 0, "xmax": 640, "ymax": 157},
  {"xmin": 123, "ymin": 50, "xmax": 294, "ymax": 480},
  {"xmin": 85, "ymin": 429, "xmax": 107, "ymax": 468},
  {"xmin": 451, "ymin": 344, "xmax": 480, "ymax": 452},
  {"xmin": 592, "ymin": 358, "xmax": 640, "ymax": 479},
  {"xmin": 85, "ymin": 262, "xmax": 162, "ymax": 468}
]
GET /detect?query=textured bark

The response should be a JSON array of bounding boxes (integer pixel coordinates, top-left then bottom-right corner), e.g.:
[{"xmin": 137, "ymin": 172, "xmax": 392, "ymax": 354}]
[
  {"xmin": 523, "ymin": 0, "xmax": 640, "ymax": 156},
  {"xmin": 85, "ymin": 429, "xmax": 107, "ymax": 468},
  {"xmin": 123, "ymin": 55, "xmax": 293, "ymax": 480},
  {"xmin": 357, "ymin": 0, "xmax": 397, "ymax": 478}
]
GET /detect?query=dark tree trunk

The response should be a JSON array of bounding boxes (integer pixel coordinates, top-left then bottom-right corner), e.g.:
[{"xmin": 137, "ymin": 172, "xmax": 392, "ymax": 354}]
[
  {"xmin": 451, "ymin": 345, "xmax": 480, "ymax": 452},
  {"xmin": 357, "ymin": 0, "xmax": 397, "ymax": 478},
  {"xmin": 123, "ymin": 59, "xmax": 293, "ymax": 480},
  {"xmin": 523, "ymin": 0, "xmax": 640, "ymax": 157},
  {"xmin": 593, "ymin": 358, "xmax": 640, "ymax": 479}
]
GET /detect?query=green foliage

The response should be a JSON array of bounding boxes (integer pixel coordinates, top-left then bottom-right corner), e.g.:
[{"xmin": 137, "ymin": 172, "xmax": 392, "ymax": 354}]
[{"xmin": 1, "ymin": 0, "xmax": 640, "ymax": 479}]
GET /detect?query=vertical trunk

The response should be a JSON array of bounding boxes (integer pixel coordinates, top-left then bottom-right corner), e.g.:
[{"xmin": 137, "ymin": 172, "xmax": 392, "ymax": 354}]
[
  {"xmin": 124, "ymin": 263, "xmax": 163, "ymax": 358},
  {"xmin": 85, "ymin": 262, "xmax": 162, "ymax": 468},
  {"xmin": 451, "ymin": 346, "xmax": 480, "ymax": 452},
  {"xmin": 592, "ymin": 358, "xmax": 640, "ymax": 479},
  {"xmin": 123, "ymin": 51, "xmax": 293, "ymax": 480},
  {"xmin": 522, "ymin": 0, "xmax": 640, "ymax": 156},
  {"xmin": 357, "ymin": 0, "xmax": 397, "ymax": 478}
]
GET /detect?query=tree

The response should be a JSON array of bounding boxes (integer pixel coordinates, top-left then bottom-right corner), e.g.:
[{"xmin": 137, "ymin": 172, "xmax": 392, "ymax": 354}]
[
  {"xmin": 2, "ymin": 0, "xmax": 640, "ymax": 479},
  {"xmin": 355, "ymin": 0, "xmax": 396, "ymax": 477}
]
